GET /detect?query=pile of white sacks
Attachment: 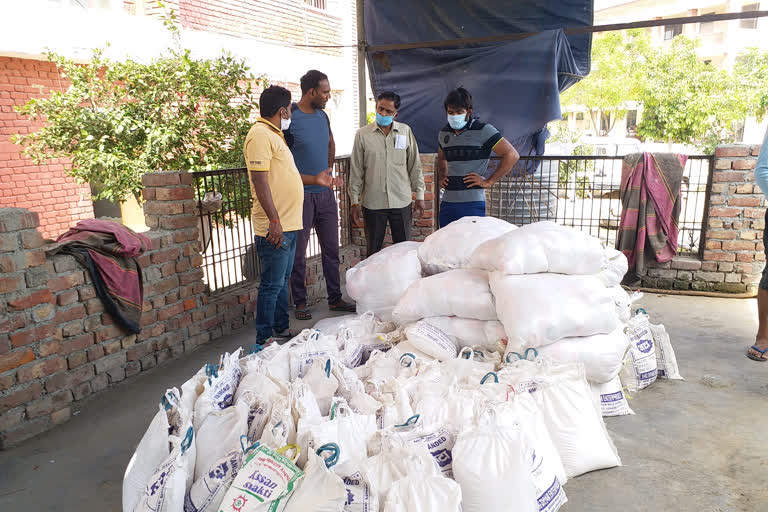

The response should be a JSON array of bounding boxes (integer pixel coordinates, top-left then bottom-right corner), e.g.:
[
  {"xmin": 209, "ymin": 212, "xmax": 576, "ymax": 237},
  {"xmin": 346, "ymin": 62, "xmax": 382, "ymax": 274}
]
[{"xmin": 123, "ymin": 218, "xmax": 682, "ymax": 512}]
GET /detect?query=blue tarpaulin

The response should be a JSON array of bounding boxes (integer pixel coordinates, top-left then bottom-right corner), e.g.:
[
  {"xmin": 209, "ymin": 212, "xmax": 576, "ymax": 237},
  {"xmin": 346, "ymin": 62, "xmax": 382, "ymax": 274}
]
[{"xmin": 364, "ymin": 1, "xmax": 593, "ymax": 154}]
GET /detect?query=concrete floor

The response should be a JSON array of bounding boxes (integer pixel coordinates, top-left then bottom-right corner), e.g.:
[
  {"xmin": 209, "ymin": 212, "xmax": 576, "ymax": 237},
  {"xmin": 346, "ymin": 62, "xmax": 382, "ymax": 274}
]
[{"xmin": 0, "ymin": 294, "xmax": 766, "ymax": 511}]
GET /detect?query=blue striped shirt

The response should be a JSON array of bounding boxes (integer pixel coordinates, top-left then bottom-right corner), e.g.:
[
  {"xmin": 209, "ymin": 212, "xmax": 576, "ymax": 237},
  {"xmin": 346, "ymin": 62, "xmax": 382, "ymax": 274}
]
[{"xmin": 438, "ymin": 119, "xmax": 502, "ymax": 203}]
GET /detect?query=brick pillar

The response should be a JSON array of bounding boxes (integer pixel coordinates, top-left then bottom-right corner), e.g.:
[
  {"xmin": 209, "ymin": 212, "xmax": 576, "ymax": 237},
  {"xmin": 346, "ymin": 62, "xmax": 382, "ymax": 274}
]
[{"xmin": 700, "ymin": 144, "xmax": 764, "ymax": 294}]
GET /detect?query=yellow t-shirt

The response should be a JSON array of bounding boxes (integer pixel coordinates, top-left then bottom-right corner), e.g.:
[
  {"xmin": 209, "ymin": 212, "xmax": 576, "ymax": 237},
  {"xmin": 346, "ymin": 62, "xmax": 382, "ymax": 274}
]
[{"xmin": 244, "ymin": 118, "xmax": 304, "ymax": 237}]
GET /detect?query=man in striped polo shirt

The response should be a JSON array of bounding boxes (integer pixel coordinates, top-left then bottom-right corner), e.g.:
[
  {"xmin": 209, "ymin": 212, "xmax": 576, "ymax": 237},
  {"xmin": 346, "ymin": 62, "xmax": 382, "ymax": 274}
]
[{"xmin": 436, "ymin": 87, "xmax": 519, "ymax": 228}]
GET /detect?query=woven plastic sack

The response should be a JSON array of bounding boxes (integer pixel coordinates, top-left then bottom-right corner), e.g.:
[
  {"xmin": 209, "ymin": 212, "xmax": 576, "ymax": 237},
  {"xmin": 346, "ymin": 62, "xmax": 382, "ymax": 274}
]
[
  {"xmin": 491, "ymin": 273, "xmax": 619, "ymax": 350},
  {"xmin": 403, "ymin": 321, "xmax": 458, "ymax": 361},
  {"xmin": 346, "ymin": 242, "xmax": 423, "ymax": 321},
  {"xmin": 384, "ymin": 475, "xmax": 463, "ymax": 512},
  {"xmin": 598, "ymin": 248, "xmax": 629, "ymax": 287},
  {"xmin": 392, "ymin": 269, "xmax": 497, "ymax": 324},
  {"xmin": 591, "ymin": 376, "xmax": 634, "ymax": 417},
  {"xmin": 332, "ymin": 460, "xmax": 380, "ymax": 512},
  {"xmin": 469, "ymin": 221, "xmax": 605, "ymax": 276},
  {"xmin": 195, "ymin": 399, "xmax": 249, "ymax": 481},
  {"xmin": 621, "ymin": 311, "xmax": 658, "ymax": 392},
  {"xmin": 282, "ymin": 448, "xmax": 346, "ymax": 512},
  {"xmin": 418, "ymin": 216, "xmax": 516, "ymax": 275},
  {"xmin": 288, "ymin": 330, "xmax": 339, "ymax": 381},
  {"xmin": 184, "ymin": 447, "xmax": 245, "ymax": 512},
  {"xmin": 536, "ymin": 327, "xmax": 630, "ymax": 384},
  {"xmin": 194, "ymin": 349, "xmax": 243, "ymax": 432},
  {"xmin": 649, "ymin": 322, "xmax": 683, "ymax": 380},
  {"xmin": 422, "ymin": 316, "xmax": 506, "ymax": 350}
]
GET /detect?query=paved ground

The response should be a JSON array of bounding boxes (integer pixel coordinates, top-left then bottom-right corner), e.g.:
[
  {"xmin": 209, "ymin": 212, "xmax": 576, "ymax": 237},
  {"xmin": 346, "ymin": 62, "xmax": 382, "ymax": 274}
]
[{"xmin": 0, "ymin": 293, "xmax": 766, "ymax": 511}]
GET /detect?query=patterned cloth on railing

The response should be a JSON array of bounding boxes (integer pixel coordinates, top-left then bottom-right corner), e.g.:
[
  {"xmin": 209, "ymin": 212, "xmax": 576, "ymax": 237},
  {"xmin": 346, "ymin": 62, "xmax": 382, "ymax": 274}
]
[
  {"xmin": 47, "ymin": 219, "xmax": 150, "ymax": 333},
  {"xmin": 617, "ymin": 152, "xmax": 687, "ymax": 279}
]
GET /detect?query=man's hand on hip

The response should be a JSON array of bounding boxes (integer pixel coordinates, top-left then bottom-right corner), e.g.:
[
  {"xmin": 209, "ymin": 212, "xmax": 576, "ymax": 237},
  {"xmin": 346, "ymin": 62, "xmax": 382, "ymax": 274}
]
[{"xmin": 413, "ymin": 200, "xmax": 425, "ymax": 220}]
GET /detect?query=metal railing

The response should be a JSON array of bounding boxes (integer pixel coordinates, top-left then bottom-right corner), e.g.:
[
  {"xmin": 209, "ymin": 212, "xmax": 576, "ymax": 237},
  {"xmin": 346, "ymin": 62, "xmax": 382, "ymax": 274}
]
[
  {"xmin": 193, "ymin": 164, "xmax": 351, "ymax": 294},
  {"xmin": 440, "ymin": 154, "xmax": 713, "ymax": 257}
]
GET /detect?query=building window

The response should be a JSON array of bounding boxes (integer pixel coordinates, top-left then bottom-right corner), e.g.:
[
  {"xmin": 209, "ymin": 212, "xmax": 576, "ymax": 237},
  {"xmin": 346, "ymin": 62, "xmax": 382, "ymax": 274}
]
[
  {"xmin": 626, "ymin": 110, "xmax": 638, "ymax": 130},
  {"xmin": 664, "ymin": 24, "xmax": 683, "ymax": 40},
  {"xmin": 576, "ymin": 112, "xmax": 584, "ymax": 121},
  {"xmin": 305, "ymin": 0, "xmax": 327, "ymax": 9},
  {"xmin": 741, "ymin": 4, "xmax": 759, "ymax": 29}
]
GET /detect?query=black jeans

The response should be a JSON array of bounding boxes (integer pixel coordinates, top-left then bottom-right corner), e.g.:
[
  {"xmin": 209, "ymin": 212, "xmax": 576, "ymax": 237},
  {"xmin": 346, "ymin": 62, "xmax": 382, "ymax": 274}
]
[{"xmin": 363, "ymin": 204, "xmax": 412, "ymax": 257}]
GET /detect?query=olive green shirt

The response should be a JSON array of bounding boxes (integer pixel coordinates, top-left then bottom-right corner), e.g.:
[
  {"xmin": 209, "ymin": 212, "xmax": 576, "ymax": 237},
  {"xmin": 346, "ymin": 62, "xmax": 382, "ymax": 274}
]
[{"xmin": 349, "ymin": 121, "xmax": 425, "ymax": 210}]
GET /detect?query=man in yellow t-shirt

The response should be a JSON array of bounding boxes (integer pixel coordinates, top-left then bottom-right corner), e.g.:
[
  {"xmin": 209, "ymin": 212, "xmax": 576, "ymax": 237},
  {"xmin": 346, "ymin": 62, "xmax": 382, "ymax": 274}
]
[{"xmin": 245, "ymin": 85, "xmax": 304, "ymax": 345}]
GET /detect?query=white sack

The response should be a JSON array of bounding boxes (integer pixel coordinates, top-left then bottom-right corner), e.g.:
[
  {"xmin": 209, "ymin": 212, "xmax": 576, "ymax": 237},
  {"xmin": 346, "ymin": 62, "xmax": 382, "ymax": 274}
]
[
  {"xmin": 598, "ymin": 248, "xmax": 629, "ymax": 287},
  {"xmin": 453, "ymin": 416, "xmax": 538, "ymax": 512},
  {"xmin": 422, "ymin": 316, "xmax": 506, "ymax": 350},
  {"xmin": 123, "ymin": 389, "xmax": 181, "ymax": 512},
  {"xmin": 296, "ymin": 411, "xmax": 377, "ymax": 469},
  {"xmin": 650, "ymin": 322, "xmax": 683, "ymax": 380},
  {"xmin": 313, "ymin": 315, "xmax": 358, "ymax": 335},
  {"xmin": 333, "ymin": 461, "xmax": 380, "ymax": 512},
  {"xmin": 346, "ymin": 242, "xmax": 423, "ymax": 320},
  {"xmin": 195, "ymin": 399, "xmax": 249, "ymax": 481},
  {"xmin": 392, "ymin": 269, "xmax": 496, "ymax": 325},
  {"xmin": 417, "ymin": 216, "xmax": 516, "ymax": 275},
  {"xmin": 536, "ymin": 327, "xmax": 630, "ymax": 384},
  {"xmin": 260, "ymin": 395, "xmax": 297, "ymax": 450},
  {"xmin": 134, "ymin": 424, "xmax": 196, "ymax": 512},
  {"xmin": 591, "ymin": 376, "xmax": 634, "ymax": 417},
  {"xmin": 469, "ymin": 221, "xmax": 605, "ymax": 276},
  {"xmin": 491, "ymin": 273, "xmax": 619, "ymax": 350},
  {"xmin": 288, "ymin": 330, "xmax": 339, "ymax": 381},
  {"xmin": 235, "ymin": 358, "xmax": 285, "ymax": 405},
  {"xmin": 403, "ymin": 321, "xmax": 458, "ymax": 361},
  {"xmin": 534, "ymin": 364, "xmax": 621, "ymax": 478},
  {"xmin": 283, "ymin": 451, "xmax": 346, "ymax": 512},
  {"xmin": 384, "ymin": 475, "xmax": 463, "ymax": 512},
  {"xmin": 302, "ymin": 358, "xmax": 340, "ymax": 415},
  {"xmin": 193, "ymin": 350, "xmax": 243, "ymax": 432},
  {"xmin": 621, "ymin": 312, "xmax": 658, "ymax": 392},
  {"xmin": 219, "ymin": 444, "xmax": 304, "ymax": 512},
  {"xmin": 359, "ymin": 443, "xmax": 439, "ymax": 498},
  {"xmin": 184, "ymin": 449, "xmax": 244, "ymax": 512}
]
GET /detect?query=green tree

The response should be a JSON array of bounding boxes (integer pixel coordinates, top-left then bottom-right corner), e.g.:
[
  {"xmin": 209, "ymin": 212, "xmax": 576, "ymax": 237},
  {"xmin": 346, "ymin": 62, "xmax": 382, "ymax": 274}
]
[
  {"xmin": 560, "ymin": 30, "xmax": 650, "ymax": 135},
  {"xmin": 733, "ymin": 47, "xmax": 768, "ymax": 121},
  {"xmin": 13, "ymin": 18, "xmax": 265, "ymax": 202},
  {"xmin": 637, "ymin": 36, "xmax": 747, "ymax": 152}
]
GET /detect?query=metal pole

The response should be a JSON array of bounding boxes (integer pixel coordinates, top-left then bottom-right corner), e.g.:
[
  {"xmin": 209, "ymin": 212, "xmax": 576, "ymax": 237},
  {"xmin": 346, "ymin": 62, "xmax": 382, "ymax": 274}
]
[{"xmin": 356, "ymin": 0, "xmax": 367, "ymax": 127}]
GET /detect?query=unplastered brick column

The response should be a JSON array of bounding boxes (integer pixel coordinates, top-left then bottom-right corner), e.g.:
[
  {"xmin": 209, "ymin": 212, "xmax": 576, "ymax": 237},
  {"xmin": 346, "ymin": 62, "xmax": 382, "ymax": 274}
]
[
  {"xmin": 349, "ymin": 153, "xmax": 438, "ymax": 257},
  {"xmin": 700, "ymin": 144, "xmax": 764, "ymax": 294}
]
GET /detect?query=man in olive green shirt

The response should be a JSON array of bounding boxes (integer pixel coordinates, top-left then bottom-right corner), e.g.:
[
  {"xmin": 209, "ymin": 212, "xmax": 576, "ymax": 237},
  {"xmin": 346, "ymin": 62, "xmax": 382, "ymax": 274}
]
[{"xmin": 349, "ymin": 91, "xmax": 426, "ymax": 257}]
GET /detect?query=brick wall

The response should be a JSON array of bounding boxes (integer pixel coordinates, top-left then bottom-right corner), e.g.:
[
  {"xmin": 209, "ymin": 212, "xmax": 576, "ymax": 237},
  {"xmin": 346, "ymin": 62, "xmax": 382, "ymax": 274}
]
[
  {"xmin": 636, "ymin": 144, "xmax": 764, "ymax": 294},
  {"xmin": 0, "ymin": 57, "xmax": 94, "ymax": 240},
  {"xmin": 347, "ymin": 154, "xmax": 439, "ymax": 256}
]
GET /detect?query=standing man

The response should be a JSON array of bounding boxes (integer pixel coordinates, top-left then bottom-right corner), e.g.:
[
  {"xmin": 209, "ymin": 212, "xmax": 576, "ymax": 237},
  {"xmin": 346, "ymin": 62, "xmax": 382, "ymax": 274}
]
[
  {"xmin": 245, "ymin": 85, "xmax": 303, "ymax": 346},
  {"xmin": 286, "ymin": 70, "xmax": 355, "ymax": 321},
  {"xmin": 748, "ymin": 124, "xmax": 768, "ymax": 361},
  {"xmin": 436, "ymin": 87, "xmax": 519, "ymax": 227},
  {"xmin": 349, "ymin": 91, "xmax": 425, "ymax": 257}
]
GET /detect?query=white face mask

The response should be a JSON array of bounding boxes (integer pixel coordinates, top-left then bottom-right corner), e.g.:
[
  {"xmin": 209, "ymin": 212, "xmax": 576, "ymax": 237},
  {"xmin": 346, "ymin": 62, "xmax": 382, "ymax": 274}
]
[{"xmin": 281, "ymin": 117, "xmax": 291, "ymax": 130}]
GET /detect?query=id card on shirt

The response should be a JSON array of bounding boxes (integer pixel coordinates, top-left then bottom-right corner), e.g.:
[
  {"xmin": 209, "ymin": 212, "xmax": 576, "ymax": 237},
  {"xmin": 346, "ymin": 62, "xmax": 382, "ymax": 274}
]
[{"xmin": 394, "ymin": 134, "xmax": 408, "ymax": 150}]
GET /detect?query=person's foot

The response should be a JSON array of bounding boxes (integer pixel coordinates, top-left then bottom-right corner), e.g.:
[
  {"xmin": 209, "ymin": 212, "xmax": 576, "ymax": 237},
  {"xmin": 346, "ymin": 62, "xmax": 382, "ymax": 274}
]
[
  {"xmin": 329, "ymin": 300, "xmax": 356, "ymax": 313},
  {"xmin": 273, "ymin": 328, "xmax": 298, "ymax": 342},
  {"xmin": 747, "ymin": 340, "xmax": 768, "ymax": 361},
  {"xmin": 294, "ymin": 304, "xmax": 312, "ymax": 321}
]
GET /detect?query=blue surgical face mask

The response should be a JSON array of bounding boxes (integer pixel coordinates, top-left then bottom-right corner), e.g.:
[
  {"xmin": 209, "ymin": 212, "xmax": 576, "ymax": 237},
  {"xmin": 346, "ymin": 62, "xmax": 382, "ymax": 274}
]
[
  {"xmin": 376, "ymin": 112, "xmax": 394, "ymax": 127},
  {"xmin": 447, "ymin": 113, "xmax": 468, "ymax": 130}
]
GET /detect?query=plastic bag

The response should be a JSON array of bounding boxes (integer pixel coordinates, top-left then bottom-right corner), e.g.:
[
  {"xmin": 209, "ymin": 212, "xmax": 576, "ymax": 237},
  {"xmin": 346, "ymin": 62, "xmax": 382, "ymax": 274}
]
[
  {"xmin": 218, "ymin": 444, "xmax": 304, "ymax": 512},
  {"xmin": 649, "ymin": 322, "xmax": 683, "ymax": 380},
  {"xmin": 289, "ymin": 330, "xmax": 339, "ymax": 381},
  {"xmin": 296, "ymin": 405, "xmax": 377, "ymax": 469},
  {"xmin": 346, "ymin": 242, "xmax": 423, "ymax": 321},
  {"xmin": 194, "ymin": 350, "xmax": 243, "ymax": 432},
  {"xmin": 195, "ymin": 399, "xmax": 249, "ymax": 481},
  {"xmin": 184, "ymin": 445, "xmax": 246, "ymax": 512},
  {"xmin": 421, "ymin": 316, "xmax": 506, "ymax": 351},
  {"xmin": 260, "ymin": 395, "xmax": 297, "ymax": 450},
  {"xmin": 534, "ymin": 363, "xmax": 621, "ymax": 478},
  {"xmin": 469, "ymin": 221, "xmax": 605, "ymax": 276},
  {"xmin": 313, "ymin": 315, "xmax": 358, "ymax": 335},
  {"xmin": 491, "ymin": 273, "xmax": 619, "ymax": 350},
  {"xmin": 392, "ymin": 269, "xmax": 497, "ymax": 324},
  {"xmin": 290, "ymin": 380, "xmax": 323, "ymax": 425},
  {"xmin": 453, "ymin": 412, "xmax": 538, "ymax": 512},
  {"xmin": 282, "ymin": 446, "xmax": 346, "ymax": 512},
  {"xmin": 302, "ymin": 358, "xmax": 340, "ymax": 416},
  {"xmin": 359, "ymin": 442, "xmax": 439, "ymax": 498},
  {"xmin": 418, "ymin": 216, "xmax": 516, "ymax": 275},
  {"xmin": 536, "ymin": 327, "xmax": 630, "ymax": 384},
  {"xmin": 621, "ymin": 311, "xmax": 658, "ymax": 392},
  {"xmin": 591, "ymin": 376, "xmax": 634, "ymax": 417}
]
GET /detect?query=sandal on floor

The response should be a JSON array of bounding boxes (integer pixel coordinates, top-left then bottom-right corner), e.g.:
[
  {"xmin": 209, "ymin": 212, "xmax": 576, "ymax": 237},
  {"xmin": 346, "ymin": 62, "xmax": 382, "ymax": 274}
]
[
  {"xmin": 329, "ymin": 301, "xmax": 356, "ymax": 313},
  {"xmin": 746, "ymin": 345, "xmax": 768, "ymax": 362},
  {"xmin": 294, "ymin": 308, "xmax": 312, "ymax": 321}
]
